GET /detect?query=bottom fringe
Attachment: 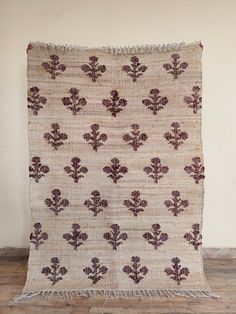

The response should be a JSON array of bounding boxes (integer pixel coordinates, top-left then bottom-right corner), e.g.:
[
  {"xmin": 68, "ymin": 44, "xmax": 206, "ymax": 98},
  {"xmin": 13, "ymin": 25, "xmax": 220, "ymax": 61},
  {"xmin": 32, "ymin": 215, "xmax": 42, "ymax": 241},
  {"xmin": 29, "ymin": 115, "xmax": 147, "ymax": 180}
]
[{"xmin": 15, "ymin": 289, "xmax": 219, "ymax": 302}]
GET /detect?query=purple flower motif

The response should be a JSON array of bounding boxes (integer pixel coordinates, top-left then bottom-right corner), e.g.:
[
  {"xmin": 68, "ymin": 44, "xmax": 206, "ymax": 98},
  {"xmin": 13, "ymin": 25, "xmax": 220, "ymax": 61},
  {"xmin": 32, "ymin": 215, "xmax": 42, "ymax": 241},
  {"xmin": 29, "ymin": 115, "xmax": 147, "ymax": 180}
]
[
  {"xmin": 103, "ymin": 158, "xmax": 128, "ymax": 183},
  {"xmin": 164, "ymin": 191, "xmax": 189, "ymax": 216},
  {"xmin": 142, "ymin": 89, "xmax": 168, "ymax": 115},
  {"xmin": 143, "ymin": 224, "xmax": 168, "ymax": 250},
  {"xmin": 83, "ymin": 257, "xmax": 108, "ymax": 284},
  {"xmin": 30, "ymin": 222, "xmax": 48, "ymax": 249},
  {"xmin": 103, "ymin": 224, "xmax": 128, "ymax": 250},
  {"xmin": 45, "ymin": 189, "xmax": 69, "ymax": 216},
  {"xmin": 62, "ymin": 88, "xmax": 87, "ymax": 115},
  {"xmin": 122, "ymin": 56, "xmax": 147, "ymax": 82},
  {"xmin": 44, "ymin": 123, "xmax": 68, "ymax": 150},
  {"xmin": 63, "ymin": 224, "xmax": 88, "ymax": 250},
  {"xmin": 184, "ymin": 157, "xmax": 205, "ymax": 184},
  {"xmin": 81, "ymin": 56, "xmax": 106, "ymax": 82},
  {"xmin": 163, "ymin": 54, "xmax": 188, "ymax": 79},
  {"xmin": 27, "ymin": 86, "xmax": 47, "ymax": 116},
  {"xmin": 184, "ymin": 223, "xmax": 202, "ymax": 250},
  {"xmin": 143, "ymin": 157, "xmax": 169, "ymax": 184},
  {"xmin": 123, "ymin": 191, "xmax": 148, "ymax": 217},
  {"xmin": 83, "ymin": 124, "xmax": 108, "ymax": 151},
  {"xmin": 123, "ymin": 124, "xmax": 148, "ymax": 151},
  {"xmin": 123, "ymin": 256, "xmax": 148, "ymax": 284},
  {"xmin": 164, "ymin": 122, "xmax": 188, "ymax": 150},
  {"xmin": 64, "ymin": 157, "xmax": 88, "ymax": 183},
  {"xmin": 184, "ymin": 86, "xmax": 202, "ymax": 114},
  {"xmin": 102, "ymin": 90, "xmax": 127, "ymax": 117},
  {"xmin": 165, "ymin": 257, "xmax": 189, "ymax": 285},
  {"xmin": 84, "ymin": 190, "xmax": 108, "ymax": 216},
  {"xmin": 29, "ymin": 156, "xmax": 49, "ymax": 183},
  {"xmin": 41, "ymin": 55, "xmax": 66, "ymax": 79},
  {"xmin": 42, "ymin": 257, "xmax": 67, "ymax": 285}
]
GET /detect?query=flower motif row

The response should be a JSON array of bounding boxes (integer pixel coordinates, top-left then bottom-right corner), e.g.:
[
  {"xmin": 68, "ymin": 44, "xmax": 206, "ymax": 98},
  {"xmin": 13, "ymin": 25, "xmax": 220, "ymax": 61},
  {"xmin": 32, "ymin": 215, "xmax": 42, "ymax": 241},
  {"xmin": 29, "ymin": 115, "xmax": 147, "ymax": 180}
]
[
  {"xmin": 40, "ymin": 255, "xmax": 191, "ymax": 286},
  {"xmin": 28, "ymin": 85, "xmax": 202, "ymax": 116},
  {"xmin": 39, "ymin": 189, "xmax": 191, "ymax": 217},
  {"xmin": 42, "ymin": 122, "xmax": 188, "ymax": 152},
  {"xmin": 29, "ymin": 156, "xmax": 205, "ymax": 185},
  {"xmin": 31, "ymin": 222, "xmax": 202, "ymax": 252},
  {"xmin": 38, "ymin": 53, "xmax": 189, "ymax": 82}
]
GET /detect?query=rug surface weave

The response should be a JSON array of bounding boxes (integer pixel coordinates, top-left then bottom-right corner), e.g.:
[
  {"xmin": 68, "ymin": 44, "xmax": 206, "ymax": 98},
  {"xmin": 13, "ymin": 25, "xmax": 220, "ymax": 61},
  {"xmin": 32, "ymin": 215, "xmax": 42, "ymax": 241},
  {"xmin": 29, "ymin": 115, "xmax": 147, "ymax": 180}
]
[{"xmin": 20, "ymin": 41, "xmax": 215, "ymax": 300}]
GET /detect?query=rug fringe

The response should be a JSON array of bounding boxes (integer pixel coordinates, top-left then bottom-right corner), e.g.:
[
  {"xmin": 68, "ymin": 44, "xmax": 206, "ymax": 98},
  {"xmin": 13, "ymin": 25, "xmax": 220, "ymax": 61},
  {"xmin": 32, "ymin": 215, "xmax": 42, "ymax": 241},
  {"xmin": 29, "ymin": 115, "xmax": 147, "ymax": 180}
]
[
  {"xmin": 27, "ymin": 41, "xmax": 202, "ymax": 55},
  {"xmin": 14, "ymin": 289, "xmax": 218, "ymax": 302}
]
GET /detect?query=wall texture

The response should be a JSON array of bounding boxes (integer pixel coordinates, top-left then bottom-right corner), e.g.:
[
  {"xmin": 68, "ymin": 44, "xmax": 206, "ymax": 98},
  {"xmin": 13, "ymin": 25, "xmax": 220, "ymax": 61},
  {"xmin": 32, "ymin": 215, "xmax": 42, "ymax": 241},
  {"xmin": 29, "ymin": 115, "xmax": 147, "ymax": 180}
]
[{"xmin": 0, "ymin": 0, "xmax": 235, "ymax": 248}]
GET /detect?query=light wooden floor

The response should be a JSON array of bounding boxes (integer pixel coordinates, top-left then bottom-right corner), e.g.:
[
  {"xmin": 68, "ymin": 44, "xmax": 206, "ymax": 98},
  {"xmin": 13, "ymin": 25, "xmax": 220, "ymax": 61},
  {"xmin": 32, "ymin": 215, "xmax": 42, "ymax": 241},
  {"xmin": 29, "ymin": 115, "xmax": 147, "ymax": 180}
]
[{"xmin": 0, "ymin": 257, "xmax": 235, "ymax": 314}]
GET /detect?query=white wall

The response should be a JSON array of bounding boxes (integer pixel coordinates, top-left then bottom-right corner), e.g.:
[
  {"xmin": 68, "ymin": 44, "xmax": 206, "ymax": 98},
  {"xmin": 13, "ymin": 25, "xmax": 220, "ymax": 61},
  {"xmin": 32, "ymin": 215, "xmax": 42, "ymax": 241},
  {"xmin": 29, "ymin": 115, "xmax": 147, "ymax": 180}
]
[{"xmin": 0, "ymin": 0, "xmax": 235, "ymax": 248}]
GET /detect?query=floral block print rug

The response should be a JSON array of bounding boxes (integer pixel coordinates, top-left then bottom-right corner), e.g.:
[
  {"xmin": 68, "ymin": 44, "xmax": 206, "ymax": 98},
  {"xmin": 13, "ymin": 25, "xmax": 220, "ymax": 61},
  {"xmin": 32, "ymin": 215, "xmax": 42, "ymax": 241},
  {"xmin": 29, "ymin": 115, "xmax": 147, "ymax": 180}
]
[{"xmin": 17, "ymin": 41, "xmax": 217, "ymax": 301}]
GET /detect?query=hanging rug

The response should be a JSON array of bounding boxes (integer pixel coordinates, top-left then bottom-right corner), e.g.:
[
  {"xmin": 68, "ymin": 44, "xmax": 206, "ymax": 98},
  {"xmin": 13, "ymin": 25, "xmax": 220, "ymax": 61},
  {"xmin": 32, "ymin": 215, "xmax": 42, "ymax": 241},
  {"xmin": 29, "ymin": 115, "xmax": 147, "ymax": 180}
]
[{"xmin": 17, "ymin": 40, "xmax": 217, "ymax": 300}]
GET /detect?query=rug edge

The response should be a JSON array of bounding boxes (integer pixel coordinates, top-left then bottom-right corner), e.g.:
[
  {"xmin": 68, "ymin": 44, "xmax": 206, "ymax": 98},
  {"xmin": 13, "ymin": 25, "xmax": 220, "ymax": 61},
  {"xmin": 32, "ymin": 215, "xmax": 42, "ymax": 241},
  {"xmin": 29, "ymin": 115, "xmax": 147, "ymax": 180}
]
[
  {"xmin": 26, "ymin": 40, "xmax": 203, "ymax": 55},
  {"xmin": 14, "ymin": 288, "xmax": 219, "ymax": 302}
]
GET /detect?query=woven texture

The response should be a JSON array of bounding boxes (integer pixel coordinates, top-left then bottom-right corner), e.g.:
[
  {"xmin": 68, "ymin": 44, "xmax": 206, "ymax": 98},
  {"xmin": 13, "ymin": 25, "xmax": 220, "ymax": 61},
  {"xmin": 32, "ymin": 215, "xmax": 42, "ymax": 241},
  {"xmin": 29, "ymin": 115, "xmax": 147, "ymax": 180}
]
[{"xmin": 21, "ymin": 41, "xmax": 213, "ymax": 299}]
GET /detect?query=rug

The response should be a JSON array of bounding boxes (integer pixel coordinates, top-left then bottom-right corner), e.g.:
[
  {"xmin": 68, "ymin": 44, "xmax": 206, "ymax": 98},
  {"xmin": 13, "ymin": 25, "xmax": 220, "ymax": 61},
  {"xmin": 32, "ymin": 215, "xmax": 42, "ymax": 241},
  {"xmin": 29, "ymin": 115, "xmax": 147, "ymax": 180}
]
[{"xmin": 18, "ymin": 41, "xmax": 217, "ymax": 300}]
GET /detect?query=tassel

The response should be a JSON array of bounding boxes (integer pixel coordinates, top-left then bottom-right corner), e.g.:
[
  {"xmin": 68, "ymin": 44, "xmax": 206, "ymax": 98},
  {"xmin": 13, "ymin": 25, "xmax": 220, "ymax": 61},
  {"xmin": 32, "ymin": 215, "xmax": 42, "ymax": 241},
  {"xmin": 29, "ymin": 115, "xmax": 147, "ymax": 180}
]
[{"xmin": 14, "ymin": 288, "xmax": 219, "ymax": 302}]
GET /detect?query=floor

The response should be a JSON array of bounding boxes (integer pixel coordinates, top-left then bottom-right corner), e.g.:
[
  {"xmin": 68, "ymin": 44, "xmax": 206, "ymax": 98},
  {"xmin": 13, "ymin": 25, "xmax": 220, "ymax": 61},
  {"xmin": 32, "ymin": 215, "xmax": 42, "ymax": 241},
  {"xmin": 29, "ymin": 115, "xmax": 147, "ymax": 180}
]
[{"xmin": 0, "ymin": 257, "xmax": 235, "ymax": 314}]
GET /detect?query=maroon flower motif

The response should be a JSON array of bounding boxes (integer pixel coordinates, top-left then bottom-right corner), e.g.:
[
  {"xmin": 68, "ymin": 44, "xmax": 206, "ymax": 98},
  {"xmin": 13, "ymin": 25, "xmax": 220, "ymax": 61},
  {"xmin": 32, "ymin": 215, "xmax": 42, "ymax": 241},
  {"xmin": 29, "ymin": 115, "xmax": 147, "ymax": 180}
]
[
  {"xmin": 164, "ymin": 122, "xmax": 188, "ymax": 150},
  {"xmin": 83, "ymin": 257, "xmax": 108, "ymax": 284},
  {"xmin": 62, "ymin": 88, "xmax": 87, "ymax": 115},
  {"xmin": 45, "ymin": 189, "xmax": 69, "ymax": 216},
  {"xmin": 165, "ymin": 257, "xmax": 189, "ymax": 285},
  {"xmin": 83, "ymin": 124, "xmax": 108, "ymax": 151},
  {"xmin": 143, "ymin": 224, "xmax": 168, "ymax": 250},
  {"xmin": 102, "ymin": 90, "xmax": 127, "ymax": 117},
  {"xmin": 123, "ymin": 191, "xmax": 148, "ymax": 217},
  {"xmin": 103, "ymin": 158, "xmax": 128, "ymax": 183},
  {"xmin": 184, "ymin": 86, "xmax": 202, "ymax": 114},
  {"xmin": 184, "ymin": 224, "xmax": 202, "ymax": 250},
  {"xmin": 41, "ymin": 55, "xmax": 66, "ymax": 80},
  {"xmin": 143, "ymin": 157, "xmax": 169, "ymax": 184},
  {"xmin": 64, "ymin": 157, "xmax": 88, "ymax": 183},
  {"xmin": 163, "ymin": 53, "xmax": 188, "ymax": 79},
  {"xmin": 30, "ymin": 222, "xmax": 48, "ymax": 250},
  {"xmin": 27, "ymin": 86, "xmax": 47, "ymax": 116},
  {"xmin": 142, "ymin": 89, "xmax": 168, "ymax": 115},
  {"xmin": 122, "ymin": 56, "xmax": 147, "ymax": 82},
  {"xmin": 42, "ymin": 257, "xmax": 67, "ymax": 285},
  {"xmin": 81, "ymin": 56, "xmax": 106, "ymax": 82},
  {"xmin": 164, "ymin": 191, "xmax": 189, "ymax": 217},
  {"xmin": 29, "ymin": 156, "xmax": 49, "ymax": 183},
  {"xmin": 184, "ymin": 157, "xmax": 205, "ymax": 184},
  {"xmin": 123, "ymin": 256, "xmax": 148, "ymax": 284},
  {"xmin": 44, "ymin": 123, "xmax": 68, "ymax": 150},
  {"xmin": 123, "ymin": 124, "xmax": 148, "ymax": 151},
  {"xmin": 84, "ymin": 190, "xmax": 108, "ymax": 216},
  {"xmin": 103, "ymin": 224, "xmax": 128, "ymax": 250},
  {"xmin": 63, "ymin": 223, "xmax": 88, "ymax": 250}
]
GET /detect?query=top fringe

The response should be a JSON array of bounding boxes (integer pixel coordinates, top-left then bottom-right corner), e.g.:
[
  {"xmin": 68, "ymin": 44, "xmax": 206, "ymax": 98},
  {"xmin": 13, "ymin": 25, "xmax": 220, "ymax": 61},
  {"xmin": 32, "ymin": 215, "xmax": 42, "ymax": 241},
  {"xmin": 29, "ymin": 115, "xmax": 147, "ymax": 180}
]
[{"xmin": 27, "ymin": 41, "xmax": 202, "ymax": 55}]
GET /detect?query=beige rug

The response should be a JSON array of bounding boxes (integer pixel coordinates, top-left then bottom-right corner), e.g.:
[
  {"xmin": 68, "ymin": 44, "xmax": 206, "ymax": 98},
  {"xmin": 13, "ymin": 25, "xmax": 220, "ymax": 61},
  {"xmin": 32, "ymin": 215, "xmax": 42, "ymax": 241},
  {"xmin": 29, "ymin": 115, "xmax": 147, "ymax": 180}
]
[{"xmin": 18, "ymin": 41, "xmax": 217, "ymax": 300}]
